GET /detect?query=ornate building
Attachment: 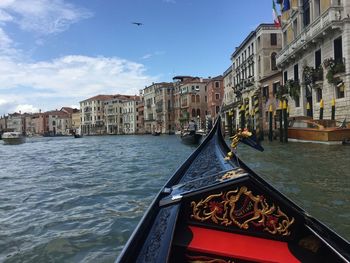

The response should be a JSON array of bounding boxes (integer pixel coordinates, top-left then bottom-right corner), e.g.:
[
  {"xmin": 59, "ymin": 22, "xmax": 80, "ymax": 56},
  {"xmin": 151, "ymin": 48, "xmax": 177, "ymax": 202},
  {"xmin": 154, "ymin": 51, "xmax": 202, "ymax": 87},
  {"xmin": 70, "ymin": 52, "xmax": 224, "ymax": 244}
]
[{"xmin": 276, "ymin": 0, "xmax": 350, "ymax": 121}]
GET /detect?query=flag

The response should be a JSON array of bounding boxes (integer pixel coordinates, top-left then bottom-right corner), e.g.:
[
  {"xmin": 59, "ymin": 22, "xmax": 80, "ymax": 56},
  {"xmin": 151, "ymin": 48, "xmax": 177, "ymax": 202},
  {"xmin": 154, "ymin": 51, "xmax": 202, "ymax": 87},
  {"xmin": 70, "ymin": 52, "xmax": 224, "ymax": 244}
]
[
  {"xmin": 283, "ymin": 0, "xmax": 290, "ymax": 11},
  {"xmin": 272, "ymin": 0, "xmax": 281, "ymax": 27}
]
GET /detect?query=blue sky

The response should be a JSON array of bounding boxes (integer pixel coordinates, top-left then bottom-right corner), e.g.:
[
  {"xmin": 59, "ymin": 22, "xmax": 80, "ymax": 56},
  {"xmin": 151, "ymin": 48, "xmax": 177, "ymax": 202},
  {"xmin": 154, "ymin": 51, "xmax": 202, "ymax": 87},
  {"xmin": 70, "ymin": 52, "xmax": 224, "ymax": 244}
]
[{"xmin": 0, "ymin": 0, "xmax": 272, "ymax": 115}]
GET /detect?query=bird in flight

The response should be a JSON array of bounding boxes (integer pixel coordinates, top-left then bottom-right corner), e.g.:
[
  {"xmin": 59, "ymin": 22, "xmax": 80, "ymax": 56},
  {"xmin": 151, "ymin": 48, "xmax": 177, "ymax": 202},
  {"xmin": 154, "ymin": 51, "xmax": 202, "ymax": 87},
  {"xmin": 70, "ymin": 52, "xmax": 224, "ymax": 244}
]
[{"xmin": 132, "ymin": 22, "xmax": 143, "ymax": 26}]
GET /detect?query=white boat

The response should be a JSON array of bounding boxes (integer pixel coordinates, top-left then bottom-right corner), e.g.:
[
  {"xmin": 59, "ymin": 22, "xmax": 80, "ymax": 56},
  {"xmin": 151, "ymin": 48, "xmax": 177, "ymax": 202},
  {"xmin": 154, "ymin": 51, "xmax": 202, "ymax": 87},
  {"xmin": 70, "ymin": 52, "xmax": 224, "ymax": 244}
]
[{"xmin": 2, "ymin": 132, "xmax": 26, "ymax": 145}]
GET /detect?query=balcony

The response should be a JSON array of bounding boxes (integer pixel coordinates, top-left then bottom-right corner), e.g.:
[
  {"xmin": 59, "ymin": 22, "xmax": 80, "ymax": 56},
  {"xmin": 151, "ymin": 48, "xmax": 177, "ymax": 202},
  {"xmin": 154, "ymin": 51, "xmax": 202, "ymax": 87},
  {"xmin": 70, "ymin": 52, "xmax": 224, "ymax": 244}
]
[{"xmin": 277, "ymin": 6, "xmax": 344, "ymax": 67}]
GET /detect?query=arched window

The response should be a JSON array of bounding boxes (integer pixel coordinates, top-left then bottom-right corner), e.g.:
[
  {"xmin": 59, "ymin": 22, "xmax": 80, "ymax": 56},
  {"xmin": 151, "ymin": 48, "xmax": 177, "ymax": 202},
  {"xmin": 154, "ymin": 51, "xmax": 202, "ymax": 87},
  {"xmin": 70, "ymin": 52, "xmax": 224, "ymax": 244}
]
[
  {"xmin": 192, "ymin": 109, "xmax": 196, "ymax": 117},
  {"xmin": 196, "ymin": 109, "xmax": 201, "ymax": 117},
  {"xmin": 191, "ymin": 95, "xmax": 195, "ymax": 103},
  {"xmin": 196, "ymin": 95, "xmax": 200, "ymax": 103},
  {"xmin": 271, "ymin": 52, "xmax": 277, "ymax": 70}
]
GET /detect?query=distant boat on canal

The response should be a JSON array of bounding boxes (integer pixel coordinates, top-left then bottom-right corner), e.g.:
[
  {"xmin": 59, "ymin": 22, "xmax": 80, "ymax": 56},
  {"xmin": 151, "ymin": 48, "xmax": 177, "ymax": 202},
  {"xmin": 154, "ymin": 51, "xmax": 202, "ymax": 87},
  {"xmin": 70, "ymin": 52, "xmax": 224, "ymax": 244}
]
[
  {"xmin": 73, "ymin": 128, "xmax": 83, "ymax": 138},
  {"xmin": 2, "ymin": 132, "xmax": 26, "ymax": 145},
  {"xmin": 180, "ymin": 131, "xmax": 202, "ymax": 145},
  {"xmin": 288, "ymin": 117, "xmax": 350, "ymax": 144}
]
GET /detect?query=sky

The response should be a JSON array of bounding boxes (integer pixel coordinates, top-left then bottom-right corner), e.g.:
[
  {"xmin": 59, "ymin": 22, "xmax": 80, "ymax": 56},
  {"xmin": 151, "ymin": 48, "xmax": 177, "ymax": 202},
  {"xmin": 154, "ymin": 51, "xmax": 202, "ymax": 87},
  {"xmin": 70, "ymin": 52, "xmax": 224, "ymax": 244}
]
[{"xmin": 0, "ymin": 0, "xmax": 273, "ymax": 115}]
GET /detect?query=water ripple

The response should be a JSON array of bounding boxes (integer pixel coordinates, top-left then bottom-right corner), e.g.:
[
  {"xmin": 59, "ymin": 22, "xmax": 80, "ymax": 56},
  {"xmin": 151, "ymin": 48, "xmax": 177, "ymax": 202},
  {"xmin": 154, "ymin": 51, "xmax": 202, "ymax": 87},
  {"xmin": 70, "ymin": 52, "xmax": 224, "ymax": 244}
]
[{"xmin": 0, "ymin": 136, "xmax": 349, "ymax": 262}]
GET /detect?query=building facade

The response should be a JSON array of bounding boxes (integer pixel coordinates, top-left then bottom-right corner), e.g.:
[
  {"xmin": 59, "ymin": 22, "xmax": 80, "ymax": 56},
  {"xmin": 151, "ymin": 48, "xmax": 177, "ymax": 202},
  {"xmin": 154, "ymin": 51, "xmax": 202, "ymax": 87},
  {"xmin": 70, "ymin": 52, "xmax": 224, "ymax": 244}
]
[
  {"xmin": 277, "ymin": 0, "xmax": 350, "ymax": 121},
  {"xmin": 173, "ymin": 77, "xmax": 209, "ymax": 130},
  {"xmin": 207, "ymin": 76, "xmax": 224, "ymax": 120},
  {"xmin": 104, "ymin": 97, "xmax": 124, "ymax": 135},
  {"xmin": 155, "ymin": 83, "xmax": 175, "ymax": 134},
  {"xmin": 122, "ymin": 97, "xmax": 140, "ymax": 134},
  {"xmin": 231, "ymin": 24, "xmax": 282, "ymax": 131},
  {"xmin": 256, "ymin": 25, "xmax": 283, "ymax": 131},
  {"xmin": 80, "ymin": 95, "xmax": 113, "ymax": 135}
]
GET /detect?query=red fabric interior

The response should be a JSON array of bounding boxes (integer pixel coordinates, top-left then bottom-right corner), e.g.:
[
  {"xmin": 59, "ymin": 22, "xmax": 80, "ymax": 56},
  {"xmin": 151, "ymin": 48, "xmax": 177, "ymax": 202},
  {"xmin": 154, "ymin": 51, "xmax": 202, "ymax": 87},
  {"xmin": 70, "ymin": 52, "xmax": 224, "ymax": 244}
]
[{"xmin": 187, "ymin": 226, "xmax": 300, "ymax": 263}]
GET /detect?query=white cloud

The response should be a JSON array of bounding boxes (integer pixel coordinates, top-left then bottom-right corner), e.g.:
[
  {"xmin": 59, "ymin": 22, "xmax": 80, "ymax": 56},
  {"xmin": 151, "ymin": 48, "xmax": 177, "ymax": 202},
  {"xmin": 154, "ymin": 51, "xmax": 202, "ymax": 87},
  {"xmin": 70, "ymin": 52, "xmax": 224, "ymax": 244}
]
[
  {"xmin": 14, "ymin": 104, "xmax": 39, "ymax": 113},
  {"xmin": 141, "ymin": 51, "xmax": 165, "ymax": 60},
  {"xmin": 0, "ymin": 55, "xmax": 158, "ymax": 114},
  {"xmin": 0, "ymin": 0, "xmax": 93, "ymax": 35},
  {"xmin": 0, "ymin": 0, "xmax": 158, "ymax": 115}
]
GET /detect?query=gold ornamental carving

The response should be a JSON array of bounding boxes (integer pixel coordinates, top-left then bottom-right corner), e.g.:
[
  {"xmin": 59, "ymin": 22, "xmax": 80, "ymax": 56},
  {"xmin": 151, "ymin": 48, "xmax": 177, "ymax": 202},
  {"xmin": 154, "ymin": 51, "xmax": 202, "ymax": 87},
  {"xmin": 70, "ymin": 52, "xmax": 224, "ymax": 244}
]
[{"xmin": 190, "ymin": 186, "xmax": 294, "ymax": 236}]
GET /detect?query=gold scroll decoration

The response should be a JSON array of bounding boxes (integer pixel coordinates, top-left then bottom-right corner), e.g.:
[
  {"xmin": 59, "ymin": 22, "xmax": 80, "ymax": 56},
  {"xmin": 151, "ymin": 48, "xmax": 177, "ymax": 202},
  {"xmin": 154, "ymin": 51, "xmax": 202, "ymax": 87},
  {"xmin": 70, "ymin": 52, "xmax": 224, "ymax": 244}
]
[{"xmin": 190, "ymin": 186, "xmax": 294, "ymax": 236}]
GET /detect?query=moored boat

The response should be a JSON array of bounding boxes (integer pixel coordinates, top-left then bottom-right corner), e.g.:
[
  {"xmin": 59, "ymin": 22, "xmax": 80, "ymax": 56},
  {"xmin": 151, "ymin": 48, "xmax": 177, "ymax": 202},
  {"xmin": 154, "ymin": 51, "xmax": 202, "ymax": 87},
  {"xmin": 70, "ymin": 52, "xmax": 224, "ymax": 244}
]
[
  {"xmin": 2, "ymin": 132, "xmax": 25, "ymax": 145},
  {"xmin": 180, "ymin": 132, "xmax": 202, "ymax": 145},
  {"xmin": 117, "ymin": 116, "xmax": 350, "ymax": 262},
  {"xmin": 288, "ymin": 117, "xmax": 350, "ymax": 144},
  {"xmin": 152, "ymin": 131, "xmax": 161, "ymax": 136}
]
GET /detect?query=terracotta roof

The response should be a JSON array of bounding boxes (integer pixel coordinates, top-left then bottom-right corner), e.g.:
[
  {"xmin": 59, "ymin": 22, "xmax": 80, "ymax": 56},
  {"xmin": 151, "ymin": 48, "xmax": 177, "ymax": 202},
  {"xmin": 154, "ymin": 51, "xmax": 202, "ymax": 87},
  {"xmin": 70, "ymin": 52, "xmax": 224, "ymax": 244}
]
[
  {"xmin": 44, "ymin": 110, "xmax": 69, "ymax": 116},
  {"xmin": 80, "ymin": 94, "xmax": 115, "ymax": 103}
]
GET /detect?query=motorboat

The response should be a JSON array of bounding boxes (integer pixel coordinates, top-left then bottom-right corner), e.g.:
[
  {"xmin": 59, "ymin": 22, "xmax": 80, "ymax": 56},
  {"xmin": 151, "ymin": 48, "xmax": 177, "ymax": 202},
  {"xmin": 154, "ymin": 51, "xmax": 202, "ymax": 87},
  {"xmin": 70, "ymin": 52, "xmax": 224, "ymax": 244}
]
[
  {"xmin": 2, "ymin": 132, "xmax": 25, "ymax": 145},
  {"xmin": 288, "ymin": 117, "xmax": 350, "ymax": 144}
]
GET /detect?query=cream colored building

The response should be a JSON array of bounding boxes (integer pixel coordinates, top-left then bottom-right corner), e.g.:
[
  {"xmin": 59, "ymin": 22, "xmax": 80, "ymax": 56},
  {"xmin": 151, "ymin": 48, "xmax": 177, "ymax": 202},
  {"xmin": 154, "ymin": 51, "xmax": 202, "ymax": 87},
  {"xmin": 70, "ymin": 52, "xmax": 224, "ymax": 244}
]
[
  {"xmin": 155, "ymin": 83, "xmax": 175, "ymax": 134},
  {"xmin": 80, "ymin": 95, "xmax": 113, "ymax": 135},
  {"xmin": 277, "ymin": 0, "xmax": 350, "ymax": 120},
  {"xmin": 122, "ymin": 96, "xmax": 140, "ymax": 134},
  {"xmin": 143, "ymin": 83, "xmax": 173, "ymax": 133},
  {"xmin": 104, "ymin": 97, "xmax": 124, "ymax": 134},
  {"xmin": 71, "ymin": 110, "xmax": 81, "ymax": 131},
  {"xmin": 231, "ymin": 24, "xmax": 281, "ymax": 130}
]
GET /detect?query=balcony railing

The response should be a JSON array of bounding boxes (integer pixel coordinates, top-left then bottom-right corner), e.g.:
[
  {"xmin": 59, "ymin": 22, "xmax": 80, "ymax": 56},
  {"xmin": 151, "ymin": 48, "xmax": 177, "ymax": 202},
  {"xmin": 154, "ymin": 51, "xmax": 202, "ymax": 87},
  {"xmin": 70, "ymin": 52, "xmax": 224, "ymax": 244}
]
[{"xmin": 277, "ymin": 6, "xmax": 343, "ymax": 66}]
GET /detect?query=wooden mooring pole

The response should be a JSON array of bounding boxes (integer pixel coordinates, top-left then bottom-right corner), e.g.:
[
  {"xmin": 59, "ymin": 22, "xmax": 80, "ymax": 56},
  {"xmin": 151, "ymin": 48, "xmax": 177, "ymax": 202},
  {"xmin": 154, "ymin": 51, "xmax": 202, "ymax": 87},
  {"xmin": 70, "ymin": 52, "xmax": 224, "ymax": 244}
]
[
  {"xmin": 283, "ymin": 100, "xmax": 288, "ymax": 143},
  {"xmin": 319, "ymin": 99, "xmax": 324, "ymax": 120},
  {"xmin": 279, "ymin": 101, "xmax": 283, "ymax": 142},
  {"xmin": 268, "ymin": 104, "xmax": 273, "ymax": 142}
]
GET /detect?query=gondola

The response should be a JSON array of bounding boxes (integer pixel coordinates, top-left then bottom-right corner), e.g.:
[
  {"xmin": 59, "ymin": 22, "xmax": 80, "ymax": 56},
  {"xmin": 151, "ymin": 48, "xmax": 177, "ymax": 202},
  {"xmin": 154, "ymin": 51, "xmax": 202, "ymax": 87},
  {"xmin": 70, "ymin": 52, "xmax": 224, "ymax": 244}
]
[
  {"xmin": 117, "ymin": 116, "xmax": 350, "ymax": 263},
  {"xmin": 181, "ymin": 132, "xmax": 202, "ymax": 145}
]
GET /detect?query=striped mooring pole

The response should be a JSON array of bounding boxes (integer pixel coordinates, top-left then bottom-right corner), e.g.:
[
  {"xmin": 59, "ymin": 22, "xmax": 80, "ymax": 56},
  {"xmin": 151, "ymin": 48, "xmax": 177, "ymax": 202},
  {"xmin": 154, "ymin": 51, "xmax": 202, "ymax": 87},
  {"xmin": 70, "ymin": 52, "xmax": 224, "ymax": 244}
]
[
  {"xmin": 319, "ymin": 99, "xmax": 324, "ymax": 120},
  {"xmin": 240, "ymin": 104, "xmax": 245, "ymax": 130},
  {"xmin": 253, "ymin": 96, "xmax": 260, "ymax": 140},
  {"xmin": 283, "ymin": 100, "xmax": 288, "ymax": 143},
  {"xmin": 279, "ymin": 101, "xmax": 283, "ymax": 142},
  {"xmin": 331, "ymin": 98, "xmax": 335, "ymax": 121},
  {"xmin": 268, "ymin": 104, "xmax": 273, "ymax": 142},
  {"xmin": 306, "ymin": 102, "xmax": 311, "ymax": 117},
  {"xmin": 245, "ymin": 101, "xmax": 250, "ymax": 130}
]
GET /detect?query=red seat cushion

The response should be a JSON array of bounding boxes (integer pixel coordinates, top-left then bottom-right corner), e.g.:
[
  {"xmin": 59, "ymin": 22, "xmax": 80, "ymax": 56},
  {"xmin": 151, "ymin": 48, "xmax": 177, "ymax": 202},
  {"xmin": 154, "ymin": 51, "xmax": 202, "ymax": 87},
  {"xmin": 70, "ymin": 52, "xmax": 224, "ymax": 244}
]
[{"xmin": 187, "ymin": 226, "xmax": 300, "ymax": 263}]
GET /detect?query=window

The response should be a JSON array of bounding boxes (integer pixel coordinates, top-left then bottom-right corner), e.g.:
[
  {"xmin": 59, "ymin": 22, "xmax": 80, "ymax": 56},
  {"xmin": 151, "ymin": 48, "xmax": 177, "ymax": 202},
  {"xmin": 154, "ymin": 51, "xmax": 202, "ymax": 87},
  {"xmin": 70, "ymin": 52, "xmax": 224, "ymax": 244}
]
[
  {"xmin": 215, "ymin": 81, "xmax": 220, "ymax": 88},
  {"xmin": 271, "ymin": 52, "xmax": 277, "ymax": 70},
  {"xmin": 192, "ymin": 109, "xmax": 196, "ymax": 117},
  {"xmin": 196, "ymin": 95, "xmax": 200, "ymax": 103},
  {"xmin": 283, "ymin": 71, "xmax": 288, "ymax": 84},
  {"xmin": 294, "ymin": 64, "xmax": 299, "ymax": 81},
  {"xmin": 216, "ymin": 106, "xmax": 220, "ymax": 114},
  {"xmin": 315, "ymin": 49, "xmax": 322, "ymax": 68},
  {"xmin": 303, "ymin": 0, "xmax": 310, "ymax": 27},
  {"xmin": 273, "ymin": 82, "xmax": 279, "ymax": 96},
  {"xmin": 270, "ymin": 33, "xmax": 277, "ymax": 46},
  {"xmin": 205, "ymin": 96, "xmax": 207, "ymax": 102},
  {"xmin": 215, "ymin": 93, "xmax": 220, "ymax": 100},
  {"xmin": 295, "ymin": 96, "xmax": 300, "ymax": 107},
  {"xmin": 263, "ymin": 86, "xmax": 269, "ymax": 98},
  {"xmin": 293, "ymin": 19, "xmax": 298, "ymax": 38},
  {"xmin": 316, "ymin": 88, "xmax": 322, "ymax": 102},
  {"xmin": 196, "ymin": 109, "xmax": 200, "ymax": 117},
  {"xmin": 334, "ymin": 37, "xmax": 343, "ymax": 63},
  {"xmin": 336, "ymin": 82, "xmax": 345, "ymax": 98},
  {"xmin": 314, "ymin": 0, "xmax": 321, "ymax": 18},
  {"xmin": 191, "ymin": 95, "xmax": 195, "ymax": 103}
]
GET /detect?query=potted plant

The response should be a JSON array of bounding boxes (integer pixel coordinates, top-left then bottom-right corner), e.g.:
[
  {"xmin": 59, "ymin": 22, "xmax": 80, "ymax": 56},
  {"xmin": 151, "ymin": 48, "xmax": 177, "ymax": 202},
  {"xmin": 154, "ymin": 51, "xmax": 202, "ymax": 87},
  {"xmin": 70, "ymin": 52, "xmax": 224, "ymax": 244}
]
[{"xmin": 323, "ymin": 58, "xmax": 345, "ymax": 84}]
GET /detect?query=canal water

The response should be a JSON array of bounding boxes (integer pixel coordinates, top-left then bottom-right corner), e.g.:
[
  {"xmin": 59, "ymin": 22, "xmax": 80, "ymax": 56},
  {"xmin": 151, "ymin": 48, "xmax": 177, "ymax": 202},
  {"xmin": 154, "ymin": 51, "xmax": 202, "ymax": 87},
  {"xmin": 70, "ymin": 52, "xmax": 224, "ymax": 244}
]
[{"xmin": 0, "ymin": 135, "xmax": 349, "ymax": 262}]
